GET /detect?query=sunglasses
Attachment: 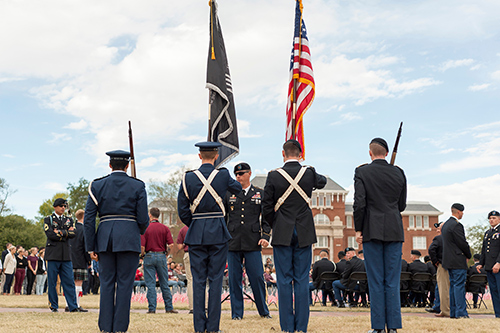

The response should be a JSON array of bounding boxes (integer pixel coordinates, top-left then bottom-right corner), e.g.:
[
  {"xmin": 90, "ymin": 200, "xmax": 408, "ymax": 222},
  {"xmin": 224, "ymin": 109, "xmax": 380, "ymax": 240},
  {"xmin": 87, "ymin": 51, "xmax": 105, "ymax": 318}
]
[{"xmin": 235, "ymin": 171, "xmax": 249, "ymax": 176}]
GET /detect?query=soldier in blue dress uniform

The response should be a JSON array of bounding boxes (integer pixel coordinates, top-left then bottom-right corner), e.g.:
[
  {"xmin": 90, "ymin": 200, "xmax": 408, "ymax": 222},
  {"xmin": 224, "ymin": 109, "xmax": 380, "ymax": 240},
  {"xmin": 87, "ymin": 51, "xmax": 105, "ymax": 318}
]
[
  {"xmin": 224, "ymin": 162, "xmax": 271, "ymax": 320},
  {"xmin": 84, "ymin": 150, "xmax": 149, "ymax": 333},
  {"xmin": 177, "ymin": 142, "xmax": 242, "ymax": 333}
]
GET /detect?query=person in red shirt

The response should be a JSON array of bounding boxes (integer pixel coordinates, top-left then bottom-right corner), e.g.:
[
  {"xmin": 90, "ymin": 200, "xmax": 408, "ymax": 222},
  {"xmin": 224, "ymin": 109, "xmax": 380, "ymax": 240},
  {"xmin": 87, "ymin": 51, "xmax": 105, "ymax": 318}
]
[{"xmin": 140, "ymin": 207, "xmax": 178, "ymax": 314}]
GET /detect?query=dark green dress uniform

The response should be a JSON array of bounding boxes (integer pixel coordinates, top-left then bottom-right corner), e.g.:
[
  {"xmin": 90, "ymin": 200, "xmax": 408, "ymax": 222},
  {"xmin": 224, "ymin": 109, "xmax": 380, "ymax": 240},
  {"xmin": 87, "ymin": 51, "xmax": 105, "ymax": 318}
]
[{"xmin": 479, "ymin": 211, "xmax": 500, "ymax": 317}]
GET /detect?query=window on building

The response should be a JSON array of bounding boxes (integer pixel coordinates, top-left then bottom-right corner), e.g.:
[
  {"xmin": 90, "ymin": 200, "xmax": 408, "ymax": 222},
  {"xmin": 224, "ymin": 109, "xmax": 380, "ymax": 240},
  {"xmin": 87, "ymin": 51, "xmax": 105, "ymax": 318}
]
[
  {"xmin": 314, "ymin": 214, "xmax": 330, "ymax": 224},
  {"xmin": 312, "ymin": 195, "xmax": 317, "ymax": 206},
  {"xmin": 424, "ymin": 216, "xmax": 429, "ymax": 228},
  {"xmin": 313, "ymin": 255, "xmax": 321, "ymax": 262},
  {"xmin": 325, "ymin": 194, "xmax": 331, "ymax": 207},
  {"xmin": 409, "ymin": 215, "xmax": 415, "ymax": 228},
  {"xmin": 416, "ymin": 216, "xmax": 422, "ymax": 228},
  {"xmin": 348, "ymin": 236, "xmax": 359, "ymax": 250},
  {"xmin": 317, "ymin": 236, "xmax": 328, "ymax": 248},
  {"xmin": 318, "ymin": 194, "xmax": 324, "ymax": 206},
  {"xmin": 413, "ymin": 236, "xmax": 427, "ymax": 250},
  {"xmin": 346, "ymin": 215, "xmax": 353, "ymax": 228}
]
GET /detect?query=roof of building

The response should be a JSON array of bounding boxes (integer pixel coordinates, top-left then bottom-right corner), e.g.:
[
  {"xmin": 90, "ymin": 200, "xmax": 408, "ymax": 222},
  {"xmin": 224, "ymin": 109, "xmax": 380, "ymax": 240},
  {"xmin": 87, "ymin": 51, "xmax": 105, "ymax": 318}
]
[
  {"xmin": 345, "ymin": 201, "xmax": 442, "ymax": 215},
  {"xmin": 251, "ymin": 174, "xmax": 347, "ymax": 192}
]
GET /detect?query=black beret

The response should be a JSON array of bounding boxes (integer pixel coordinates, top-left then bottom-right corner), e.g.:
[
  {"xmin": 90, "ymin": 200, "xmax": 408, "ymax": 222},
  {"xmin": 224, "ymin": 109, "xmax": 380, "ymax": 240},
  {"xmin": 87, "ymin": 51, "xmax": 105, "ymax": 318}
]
[
  {"xmin": 411, "ymin": 250, "xmax": 421, "ymax": 256},
  {"xmin": 358, "ymin": 250, "xmax": 363, "ymax": 254},
  {"xmin": 473, "ymin": 254, "xmax": 481, "ymax": 261},
  {"xmin": 370, "ymin": 137, "xmax": 389, "ymax": 152},
  {"xmin": 234, "ymin": 163, "xmax": 251, "ymax": 174},
  {"xmin": 451, "ymin": 203, "xmax": 465, "ymax": 212},
  {"xmin": 488, "ymin": 210, "xmax": 500, "ymax": 218},
  {"xmin": 283, "ymin": 139, "xmax": 302, "ymax": 152},
  {"xmin": 424, "ymin": 255, "xmax": 430, "ymax": 262},
  {"xmin": 53, "ymin": 198, "xmax": 67, "ymax": 207},
  {"xmin": 344, "ymin": 247, "xmax": 355, "ymax": 253},
  {"xmin": 195, "ymin": 141, "xmax": 222, "ymax": 151},
  {"xmin": 106, "ymin": 150, "xmax": 130, "ymax": 161}
]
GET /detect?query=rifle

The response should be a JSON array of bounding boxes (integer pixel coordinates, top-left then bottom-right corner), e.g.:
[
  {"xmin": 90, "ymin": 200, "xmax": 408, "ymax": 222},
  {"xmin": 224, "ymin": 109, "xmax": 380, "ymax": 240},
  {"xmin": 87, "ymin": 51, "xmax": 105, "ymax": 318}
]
[
  {"xmin": 390, "ymin": 122, "xmax": 403, "ymax": 165},
  {"xmin": 128, "ymin": 121, "xmax": 137, "ymax": 178}
]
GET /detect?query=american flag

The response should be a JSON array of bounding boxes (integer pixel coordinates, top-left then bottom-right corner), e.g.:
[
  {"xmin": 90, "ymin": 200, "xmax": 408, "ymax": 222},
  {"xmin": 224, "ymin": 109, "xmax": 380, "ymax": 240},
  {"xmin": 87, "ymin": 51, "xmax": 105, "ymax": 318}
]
[{"xmin": 286, "ymin": 0, "xmax": 315, "ymax": 159}]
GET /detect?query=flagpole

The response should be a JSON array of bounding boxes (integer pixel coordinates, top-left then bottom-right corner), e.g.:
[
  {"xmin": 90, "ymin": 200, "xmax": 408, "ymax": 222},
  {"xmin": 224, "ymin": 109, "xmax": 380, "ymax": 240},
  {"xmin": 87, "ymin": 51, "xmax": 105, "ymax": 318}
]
[
  {"xmin": 291, "ymin": 0, "xmax": 304, "ymax": 141},
  {"xmin": 208, "ymin": 0, "xmax": 215, "ymax": 141}
]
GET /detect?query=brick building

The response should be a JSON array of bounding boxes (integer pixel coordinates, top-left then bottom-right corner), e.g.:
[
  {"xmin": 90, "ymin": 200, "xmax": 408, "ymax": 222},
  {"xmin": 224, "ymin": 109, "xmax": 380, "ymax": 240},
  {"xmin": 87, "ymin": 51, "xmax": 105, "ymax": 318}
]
[{"xmin": 251, "ymin": 174, "xmax": 442, "ymax": 263}]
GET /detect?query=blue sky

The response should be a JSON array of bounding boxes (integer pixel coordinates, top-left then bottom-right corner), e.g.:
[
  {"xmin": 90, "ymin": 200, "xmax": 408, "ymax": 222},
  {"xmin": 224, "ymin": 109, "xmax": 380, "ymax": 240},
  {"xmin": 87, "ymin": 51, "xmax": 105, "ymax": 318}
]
[{"xmin": 1, "ymin": 0, "xmax": 499, "ymax": 227}]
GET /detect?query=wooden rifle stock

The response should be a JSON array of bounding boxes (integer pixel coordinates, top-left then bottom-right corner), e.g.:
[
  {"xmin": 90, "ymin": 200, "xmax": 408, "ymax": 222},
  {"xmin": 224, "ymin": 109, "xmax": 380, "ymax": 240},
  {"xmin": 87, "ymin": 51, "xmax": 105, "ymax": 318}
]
[
  {"xmin": 390, "ymin": 122, "xmax": 403, "ymax": 165},
  {"xmin": 128, "ymin": 121, "xmax": 137, "ymax": 178}
]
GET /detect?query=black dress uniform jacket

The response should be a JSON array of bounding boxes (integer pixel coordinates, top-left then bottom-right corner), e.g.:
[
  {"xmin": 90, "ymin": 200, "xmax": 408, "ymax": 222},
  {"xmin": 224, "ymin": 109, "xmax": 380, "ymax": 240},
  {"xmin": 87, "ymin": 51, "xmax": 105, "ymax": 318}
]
[
  {"xmin": 262, "ymin": 161, "xmax": 326, "ymax": 247},
  {"xmin": 336, "ymin": 259, "xmax": 348, "ymax": 275},
  {"xmin": 224, "ymin": 184, "xmax": 271, "ymax": 252},
  {"xmin": 44, "ymin": 213, "xmax": 75, "ymax": 261},
  {"xmin": 353, "ymin": 159, "xmax": 407, "ymax": 243},
  {"xmin": 428, "ymin": 235, "xmax": 443, "ymax": 265},
  {"xmin": 69, "ymin": 222, "xmax": 91, "ymax": 270},
  {"xmin": 311, "ymin": 258, "xmax": 336, "ymax": 289},
  {"xmin": 479, "ymin": 224, "xmax": 500, "ymax": 271},
  {"xmin": 408, "ymin": 259, "xmax": 430, "ymax": 292},
  {"xmin": 340, "ymin": 256, "xmax": 366, "ymax": 290},
  {"xmin": 441, "ymin": 217, "xmax": 471, "ymax": 270}
]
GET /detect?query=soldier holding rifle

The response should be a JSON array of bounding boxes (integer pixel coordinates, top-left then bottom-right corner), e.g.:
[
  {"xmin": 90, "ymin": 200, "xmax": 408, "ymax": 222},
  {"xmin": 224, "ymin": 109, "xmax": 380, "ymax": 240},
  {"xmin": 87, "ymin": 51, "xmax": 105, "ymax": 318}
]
[{"xmin": 354, "ymin": 134, "xmax": 407, "ymax": 333}]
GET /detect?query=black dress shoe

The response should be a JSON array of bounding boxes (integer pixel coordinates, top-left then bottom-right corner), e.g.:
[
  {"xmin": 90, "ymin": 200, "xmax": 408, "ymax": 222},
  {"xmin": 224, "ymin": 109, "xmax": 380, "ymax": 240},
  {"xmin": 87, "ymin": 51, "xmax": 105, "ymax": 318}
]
[
  {"xmin": 147, "ymin": 310, "xmax": 155, "ymax": 314},
  {"xmin": 65, "ymin": 306, "xmax": 70, "ymax": 312},
  {"xmin": 260, "ymin": 314, "xmax": 272, "ymax": 319},
  {"xmin": 189, "ymin": 310, "xmax": 194, "ymax": 314},
  {"xmin": 165, "ymin": 310, "xmax": 178, "ymax": 314},
  {"xmin": 78, "ymin": 307, "xmax": 88, "ymax": 312},
  {"xmin": 232, "ymin": 317, "xmax": 242, "ymax": 320},
  {"xmin": 456, "ymin": 316, "xmax": 470, "ymax": 319},
  {"xmin": 70, "ymin": 307, "xmax": 86, "ymax": 312},
  {"xmin": 388, "ymin": 329, "xmax": 398, "ymax": 333},
  {"xmin": 368, "ymin": 330, "xmax": 385, "ymax": 333},
  {"xmin": 425, "ymin": 308, "xmax": 439, "ymax": 313},
  {"xmin": 50, "ymin": 307, "xmax": 58, "ymax": 313}
]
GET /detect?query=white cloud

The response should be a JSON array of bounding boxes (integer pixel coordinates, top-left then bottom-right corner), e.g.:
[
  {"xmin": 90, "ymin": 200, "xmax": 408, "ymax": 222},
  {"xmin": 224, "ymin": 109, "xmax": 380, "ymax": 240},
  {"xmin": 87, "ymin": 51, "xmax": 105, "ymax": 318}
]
[
  {"xmin": 0, "ymin": 77, "xmax": 24, "ymax": 83},
  {"xmin": 42, "ymin": 182, "xmax": 66, "ymax": 192},
  {"xmin": 331, "ymin": 112, "xmax": 362, "ymax": 126},
  {"xmin": 47, "ymin": 133, "xmax": 71, "ymax": 143},
  {"xmin": 137, "ymin": 157, "xmax": 157, "ymax": 168},
  {"xmin": 438, "ymin": 59, "xmax": 475, "ymax": 72},
  {"xmin": 2, "ymin": 154, "xmax": 15, "ymax": 158},
  {"xmin": 408, "ymin": 174, "xmax": 500, "ymax": 219},
  {"xmin": 237, "ymin": 119, "xmax": 261, "ymax": 138},
  {"xmin": 468, "ymin": 83, "xmax": 490, "ymax": 91},
  {"xmin": 316, "ymin": 55, "xmax": 441, "ymax": 105},
  {"xmin": 65, "ymin": 119, "xmax": 88, "ymax": 130},
  {"xmin": 492, "ymin": 70, "xmax": 500, "ymax": 80}
]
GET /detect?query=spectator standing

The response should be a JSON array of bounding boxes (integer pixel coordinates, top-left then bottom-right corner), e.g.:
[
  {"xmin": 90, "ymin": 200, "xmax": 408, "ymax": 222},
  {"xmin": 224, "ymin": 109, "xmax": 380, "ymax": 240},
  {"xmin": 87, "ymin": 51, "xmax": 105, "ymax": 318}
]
[
  {"xmin": 2, "ymin": 245, "xmax": 16, "ymax": 295},
  {"xmin": 26, "ymin": 247, "xmax": 38, "ymax": 295},
  {"xmin": 441, "ymin": 203, "xmax": 471, "ymax": 319},
  {"xmin": 69, "ymin": 209, "xmax": 90, "ymax": 311},
  {"xmin": 428, "ymin": 221, "xmax": 448, "ymax": 317},
  {"xmin": 140, "ymin": 207, "xmax": 177, "ymax": 314},
  {"xmin": 1, "ymin": 243, "xmax": 12, "ymax": 293},
  {"xmin": 14, "ymin": 246, "xmax": 27, "ymax": 295},
  {"xmin": 35, "ymin": 248, "xmax": 47, "ymax": 295},
  {"xmin": 477, "ymin": 210, "xmax": 500, "ymax": 317},
  {"xmin": 176, "ymin": 225, "xmax": 193, "ymax": 314}
]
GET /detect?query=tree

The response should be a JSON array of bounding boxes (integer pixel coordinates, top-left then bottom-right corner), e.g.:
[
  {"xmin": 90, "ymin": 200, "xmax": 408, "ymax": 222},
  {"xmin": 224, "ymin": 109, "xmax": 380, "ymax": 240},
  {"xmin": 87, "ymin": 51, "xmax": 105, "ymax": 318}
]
[
  {"xmin": 67, "ymin": 178, "xmax": 90, "ymax": 213},
  {"xmin": 37, "ymin": 192, "xmax": 69, "ymax": 225},
  {"xmin": 466, "ymin": 219, "xmax": 489, "ymax": 255},
  {"xmin": 147, "ymin": 166, "xmax": 188, "ymax": 221},
  {"xmin": 0, "ymin": 178, "xmax": 16, "ymax": 216},
  {"xmin": 0, "ymin": 214, "xmax": 46, "ymax": 249}
]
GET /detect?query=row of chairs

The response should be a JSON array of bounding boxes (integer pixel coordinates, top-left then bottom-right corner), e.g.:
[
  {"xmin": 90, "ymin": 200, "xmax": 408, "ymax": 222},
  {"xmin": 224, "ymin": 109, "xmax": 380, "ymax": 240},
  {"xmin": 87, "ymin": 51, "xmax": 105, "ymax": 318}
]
[{"xmin": 313, "ymin": 271, "xmax": 488, "ymax": 309}]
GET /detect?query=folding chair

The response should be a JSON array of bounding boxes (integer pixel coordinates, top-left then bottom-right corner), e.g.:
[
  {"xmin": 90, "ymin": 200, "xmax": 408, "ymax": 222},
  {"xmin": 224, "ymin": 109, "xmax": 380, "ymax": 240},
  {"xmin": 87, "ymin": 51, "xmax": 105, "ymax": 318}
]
[
  {"xmin": 466, "ymin": 274, "xmax": 488, "ymax": 309},
  {"xmin": 312, "ymin": 271, "xmax": 340, "ymax": 306},
  {"xmin": 345, "ymin": 271, "xmax": 368, "ymax": 307},
  {"xmin": 400, "ymin": 271, "xmax": 412, "ymax": 307},
  {"xmin": 410, "ymin": 272, "xmax": 432, "ymax": 307}
]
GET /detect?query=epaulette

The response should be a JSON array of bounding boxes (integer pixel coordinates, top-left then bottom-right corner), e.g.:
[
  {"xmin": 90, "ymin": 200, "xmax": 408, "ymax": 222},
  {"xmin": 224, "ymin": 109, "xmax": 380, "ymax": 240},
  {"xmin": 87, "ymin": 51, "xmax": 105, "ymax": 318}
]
[
  {"xmin": 217, "ymin": 167, "xmax": 227, "ymax": 171},
  {"xmin": 253, "ymin": 185, "xmax": 263, "ymax": 191},
  {"xmin": 269, "ymin": 168, "xmax": 279, "ymax": 172},
  {"xmin": 130, "ymin": 177, "xmax": 145, "ymax": 184},
  {"xmin": 93, "ymin": 175, "xmax": 110, "ymax": 182},
  {"xmin": 184, "ymin": 169, "xmax": 195, "ymax": 173},
  {"xmin": 356, "ymin": 163, "xmax": 368, "ymax": 168}
]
